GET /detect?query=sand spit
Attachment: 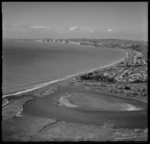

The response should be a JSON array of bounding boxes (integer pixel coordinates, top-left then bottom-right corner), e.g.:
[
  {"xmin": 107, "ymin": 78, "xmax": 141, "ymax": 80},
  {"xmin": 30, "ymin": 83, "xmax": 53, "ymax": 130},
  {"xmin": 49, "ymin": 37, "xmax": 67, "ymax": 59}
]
[
  {"xmin": 58, "ymin": 95, "xmax": 78, "ymax": 108},
  {"xmin": 2, "ymin": 98, "xmax": 9, "ymax": 107},
  {"xmin": 57, "ymin": 97, "xmax": 143, "ymax": 111},
  {"xmin": 125, "ymin": 104, "xmax": 143, "ymax": 111},
  {"xmin": 120, "ymin": 103, "xmax": 143, "ymax": 111}
]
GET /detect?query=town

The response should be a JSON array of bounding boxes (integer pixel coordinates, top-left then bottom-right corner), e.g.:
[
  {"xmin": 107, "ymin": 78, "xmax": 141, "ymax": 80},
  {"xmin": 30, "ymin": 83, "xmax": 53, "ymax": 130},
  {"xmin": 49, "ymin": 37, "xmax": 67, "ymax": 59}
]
[{"xmin": 79, "ymin": 50, "xmax": 147, "ymax": 83}]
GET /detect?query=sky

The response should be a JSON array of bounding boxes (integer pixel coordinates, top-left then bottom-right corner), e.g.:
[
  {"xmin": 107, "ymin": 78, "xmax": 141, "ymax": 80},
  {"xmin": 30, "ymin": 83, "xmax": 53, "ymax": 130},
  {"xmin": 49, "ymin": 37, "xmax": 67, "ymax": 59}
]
[{"xmin": 2, "ymin": 2, "xmax": 148, "ymax": 41}]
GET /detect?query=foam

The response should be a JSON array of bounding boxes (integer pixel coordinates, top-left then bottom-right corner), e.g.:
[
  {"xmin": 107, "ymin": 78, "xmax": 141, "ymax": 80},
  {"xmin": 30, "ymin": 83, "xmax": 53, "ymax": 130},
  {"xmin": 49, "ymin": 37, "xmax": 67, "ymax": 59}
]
[{"xmin": 3, "ymin": 78, "xmax": 66, "ymax": 98}]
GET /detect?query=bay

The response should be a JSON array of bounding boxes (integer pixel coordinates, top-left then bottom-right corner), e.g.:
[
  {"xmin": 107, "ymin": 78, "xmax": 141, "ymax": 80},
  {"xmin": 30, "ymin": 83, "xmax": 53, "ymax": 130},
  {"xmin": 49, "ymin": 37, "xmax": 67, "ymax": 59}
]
[{"xmin": 2, "ymin": 39, "xmax": 126, "ymax": 95}]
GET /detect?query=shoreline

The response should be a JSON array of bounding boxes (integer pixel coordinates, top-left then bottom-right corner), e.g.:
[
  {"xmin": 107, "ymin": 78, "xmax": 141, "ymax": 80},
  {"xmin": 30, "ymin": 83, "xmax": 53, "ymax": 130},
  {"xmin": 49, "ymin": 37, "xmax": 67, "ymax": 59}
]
[
  {"xmin": 2, "ymin": 48, "xmax": 128, "ymax": 106},
  {"xmin": 2, "ymin": 98, "xmax": 9, "ymax": 107}
]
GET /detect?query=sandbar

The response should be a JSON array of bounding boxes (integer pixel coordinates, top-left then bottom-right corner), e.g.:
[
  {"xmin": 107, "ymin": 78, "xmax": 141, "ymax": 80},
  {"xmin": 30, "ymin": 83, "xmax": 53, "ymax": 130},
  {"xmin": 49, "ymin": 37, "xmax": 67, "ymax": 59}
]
[{"xmin": 57, "ymin": 92, "xmax": 143, "ymax": 111}]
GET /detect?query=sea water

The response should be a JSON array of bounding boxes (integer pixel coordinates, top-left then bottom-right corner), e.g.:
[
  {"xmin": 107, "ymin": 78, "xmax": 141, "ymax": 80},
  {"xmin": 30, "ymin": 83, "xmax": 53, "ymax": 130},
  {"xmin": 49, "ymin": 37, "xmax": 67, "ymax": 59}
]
[{"xmin": 2, "ymin": 39, "xmax": 126, "ymax": 95}]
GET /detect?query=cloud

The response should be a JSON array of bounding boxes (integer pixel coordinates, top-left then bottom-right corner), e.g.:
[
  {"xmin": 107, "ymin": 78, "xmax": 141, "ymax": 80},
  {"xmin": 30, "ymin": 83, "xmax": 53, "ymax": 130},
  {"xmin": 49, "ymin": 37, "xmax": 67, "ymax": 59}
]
[
  {"xmin": 69, "ymin": 26, "xmax": 94, "ymax": 33},
  {"xmin": 107, "ymin": 28, "xmax": 113, "ymax": 32},
  {"xmin": 69, "ymin": 26, "xmax": 78, "ymax": 31},
  {"xmin": 30, "ymin": 25, "xmax": 50, "ymax": 29}
]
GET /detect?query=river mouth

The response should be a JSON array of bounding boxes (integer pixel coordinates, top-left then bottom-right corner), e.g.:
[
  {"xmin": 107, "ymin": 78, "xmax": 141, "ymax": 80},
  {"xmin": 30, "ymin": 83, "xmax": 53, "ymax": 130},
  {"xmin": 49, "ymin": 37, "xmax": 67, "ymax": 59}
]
[{"xmin": 23, "ymin": 86, "xmax": 147, "ymax": 129}]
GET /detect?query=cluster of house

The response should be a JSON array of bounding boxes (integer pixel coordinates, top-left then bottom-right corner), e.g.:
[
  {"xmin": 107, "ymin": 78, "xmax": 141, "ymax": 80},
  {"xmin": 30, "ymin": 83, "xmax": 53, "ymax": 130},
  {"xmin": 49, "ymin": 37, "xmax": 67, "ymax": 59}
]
[
  {"xmin": 18, "ymin": 38, "xmax": 147, "ymax": 48},
  {"xmin": 115, "ymin": 67, "xmax": 147, "ymax": 82},
  {"xmin": 34, "ymin": 39, "xmax": 82, "ymax": 45},
  {"xmin": 34, "ymin": 39, "xmax": 104, "ymax": 46},
  {"xmin": 34, "ymin": 39, "xmax": 66, "ymax": 43},
  {"xmin": 130, "ymin": 56, "xmax": 147, "ymax": 66},
  {"xmin": 102, "ymin": 55, "xmax": 147, "ymax": 83},
  {"xmin": 93, "ymin": 39, "xmax": 147, "ymax": 48}
]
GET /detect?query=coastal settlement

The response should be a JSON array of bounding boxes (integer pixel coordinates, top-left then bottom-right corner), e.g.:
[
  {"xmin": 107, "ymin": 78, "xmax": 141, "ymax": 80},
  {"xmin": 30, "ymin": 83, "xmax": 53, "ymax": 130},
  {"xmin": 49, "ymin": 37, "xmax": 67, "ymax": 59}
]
[{"xmin": 17, "ymin": 38, "xmax": 148, "ymax": 102}]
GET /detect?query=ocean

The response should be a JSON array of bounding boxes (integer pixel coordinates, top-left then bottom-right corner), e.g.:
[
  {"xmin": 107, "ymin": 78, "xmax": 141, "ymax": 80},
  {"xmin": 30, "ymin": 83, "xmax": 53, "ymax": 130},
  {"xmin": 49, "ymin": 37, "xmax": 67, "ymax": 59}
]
[{"xmin": 2, "ymin": 39, "xmax": 126, "ymax": 96}]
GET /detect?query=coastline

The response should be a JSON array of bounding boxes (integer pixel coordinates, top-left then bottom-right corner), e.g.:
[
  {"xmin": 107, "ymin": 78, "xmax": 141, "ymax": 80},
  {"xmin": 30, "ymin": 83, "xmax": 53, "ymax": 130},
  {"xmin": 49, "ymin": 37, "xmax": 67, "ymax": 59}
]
[
  {"xmin": 2, "ymin": 48, "xmax": 128, "ymax": 106},
  {"xmin": 2, "ymin": 46, "xmax": 147, "ymax": 141}
]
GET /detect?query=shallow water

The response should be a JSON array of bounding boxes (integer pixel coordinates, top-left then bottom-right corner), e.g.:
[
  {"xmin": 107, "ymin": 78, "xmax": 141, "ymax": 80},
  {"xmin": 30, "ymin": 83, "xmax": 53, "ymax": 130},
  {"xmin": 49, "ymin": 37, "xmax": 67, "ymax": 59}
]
[
  {"xmin": 3, "ymin": 39, "xmax": 126, "ymax": 95},
  {"xmin": 23, "ymin": 86, "xmax": 147, "ymax": 129}
]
